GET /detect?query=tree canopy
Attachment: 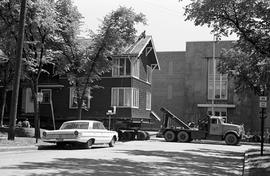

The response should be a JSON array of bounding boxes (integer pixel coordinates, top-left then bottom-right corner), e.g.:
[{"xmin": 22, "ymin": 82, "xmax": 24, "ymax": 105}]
[
  {"xmin": 182, "ymin": 0, "xmax": 270, "ymax": 95},
  {"xmin": 55, "ymin": 6, "xmax": 146, "ymax": 119}
]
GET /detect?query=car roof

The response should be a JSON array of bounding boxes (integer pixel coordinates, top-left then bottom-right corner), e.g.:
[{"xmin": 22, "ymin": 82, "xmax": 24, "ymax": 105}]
[{"xmin": 63, "ymin": 120, "xmax": 101, "ymax": 124}]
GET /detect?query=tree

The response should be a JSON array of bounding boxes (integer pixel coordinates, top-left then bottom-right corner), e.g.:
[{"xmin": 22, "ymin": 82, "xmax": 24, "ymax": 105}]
[
  {"xmin": 182, "ymin": 0, "xmax": 270, "ymax": 96},
  {"xmin": 55, "ymin": 6, "xmax": 146, "ymax": 119},
  {"xmin": 0, "ymin": 0, "xmax": 81, "ymax": 138},
  {"xmin": 0, "ymin": 1, "xmax": 20, "ymax": 127}
]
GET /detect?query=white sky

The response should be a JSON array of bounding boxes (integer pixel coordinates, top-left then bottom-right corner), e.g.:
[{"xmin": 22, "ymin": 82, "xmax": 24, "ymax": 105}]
[{"xmin": 73, "ymin": 0, "xmax": 237, "ymax": 51}]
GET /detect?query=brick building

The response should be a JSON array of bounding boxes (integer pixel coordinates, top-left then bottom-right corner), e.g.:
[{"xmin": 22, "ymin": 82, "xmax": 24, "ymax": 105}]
[{"xmin": 152, "ymin": 41, "xmax": 270, "ymax": 132}]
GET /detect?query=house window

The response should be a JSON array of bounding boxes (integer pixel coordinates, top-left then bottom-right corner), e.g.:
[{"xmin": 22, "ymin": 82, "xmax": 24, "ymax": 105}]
[
  {"xmin": 131, "ymin": 58, "xmax": 140, "ymax": 78},
  {"xmin": 40, "ymin": 89, "xmax": 52, "ymax": 104},
  {"xmin": 146, "ymin": 66, "xmax": 152, "ymax": 83},
  {"xmin": 207, "ymin": 107, "xmax": 227, "ymax": 119},
  {"xmin": 112, "ymin": 58, "xmax": 131, "ymax": 76},
  {"xmin": 69, "ymin": 87, "xmax": 91, "ymax": 109},
  {"xmin": 146, "ymin": 91, "xmax": 151, "ymax": 110},
  {"xmin": 111, "ymin": 88, "xmax": 139, "ymax": 108},
  {"xmin": 207, "ymin": 59, "xmax": 228, "ymax": 100},
  {"xmin": 112, "ymin": 57, "xmax": 140, "ymax": 78}
]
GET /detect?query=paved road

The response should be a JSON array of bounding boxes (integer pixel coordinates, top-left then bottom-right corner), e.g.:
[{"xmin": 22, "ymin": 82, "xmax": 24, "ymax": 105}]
[{"xmin": 0, "ymin": 139, "xmax": 258, "ymax": 176}]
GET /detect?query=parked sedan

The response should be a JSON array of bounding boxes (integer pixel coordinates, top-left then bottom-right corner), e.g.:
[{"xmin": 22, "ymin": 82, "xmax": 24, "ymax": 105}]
[{"xmin": 41, "ymin": 120, "xmax": 118, "ymax": 149}]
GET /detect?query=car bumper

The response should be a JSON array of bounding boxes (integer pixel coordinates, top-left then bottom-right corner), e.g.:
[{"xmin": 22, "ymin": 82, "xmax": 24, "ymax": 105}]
[{"xmin": 42, "ymin": 137, "xmax": 88, "ymax": 143}]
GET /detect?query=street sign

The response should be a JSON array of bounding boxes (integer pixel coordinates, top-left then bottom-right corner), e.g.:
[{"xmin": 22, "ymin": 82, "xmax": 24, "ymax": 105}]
[
  {"xmin": 259, "ymin": 96, "xmax": 267, "ymax": 101},
  {"xmin": 260, "ymin": 101, "xmax": 267, "ymax": 108}
]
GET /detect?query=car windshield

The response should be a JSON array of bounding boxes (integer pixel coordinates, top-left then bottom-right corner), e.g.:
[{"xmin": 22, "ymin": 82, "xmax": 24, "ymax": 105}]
[{"xmin": 60, "ymin": 122, "xmax": 89, "ymax": 130}]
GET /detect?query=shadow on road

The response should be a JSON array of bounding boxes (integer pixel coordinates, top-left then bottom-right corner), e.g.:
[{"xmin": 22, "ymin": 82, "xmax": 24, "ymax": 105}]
[
  {"xmin": 1, "ymin": 147, "xmax": 243, "ymax": 176},
  {"xmin": 37, "ymin": 144, "xmax": 110, "ymax": 150}
]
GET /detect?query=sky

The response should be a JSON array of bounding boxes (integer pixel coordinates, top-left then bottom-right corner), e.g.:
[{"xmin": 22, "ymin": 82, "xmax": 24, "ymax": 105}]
[{"xmin": 73, "ymin": 0, "xmax": 237, "ymax": 51}]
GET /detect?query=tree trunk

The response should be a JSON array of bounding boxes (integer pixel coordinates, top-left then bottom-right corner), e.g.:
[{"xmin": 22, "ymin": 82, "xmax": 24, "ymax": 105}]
[
  {"xmin": 77, "ymin": 98, "xmax": 82, "ymax": 120},
  {"xmin": 0, "ymin": 88, "xmax": 7, "ymax": 127},
  {"xmin": 32, "ymin": 81, "xmax": 40, "ymax": 141}
]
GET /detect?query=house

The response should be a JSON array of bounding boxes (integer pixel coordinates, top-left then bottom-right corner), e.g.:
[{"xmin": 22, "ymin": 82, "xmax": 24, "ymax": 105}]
[
  {"xmin": 152, "ymin": 41, "xmax": 270, "ymax": 132},
  {"xmin": 1, "ymin": 35, "xmax": 160, "ymax": 130}
]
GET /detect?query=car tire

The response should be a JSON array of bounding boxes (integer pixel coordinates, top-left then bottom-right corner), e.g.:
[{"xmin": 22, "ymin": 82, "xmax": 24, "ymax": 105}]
[
  {"xmin": 177, "ymin": 131, "xmax": 190, "ymax": 142},
  {"xmin": 225, "ymin": 133, "xmax": 239, "ymax": 145},
  {"xmin": 84, "ymin": 139, "xmax": 93, "ymax": 149},
  {"xmin": 164, "ymin": 130, "xmax": 176, "ymax": 142},
  {"xmin": 109, "ymin": 137, "xmax": 116, "ymax": 147}
]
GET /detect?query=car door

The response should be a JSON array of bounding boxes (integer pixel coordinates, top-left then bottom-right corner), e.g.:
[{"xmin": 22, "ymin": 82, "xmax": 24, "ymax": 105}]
[
  {"xmin": 97, "ymin": 122, "xmax": 112, "ymax": 143},
  {"xmin": 209, "ymin": 118, "xmax": 223, "ymax": 136}
]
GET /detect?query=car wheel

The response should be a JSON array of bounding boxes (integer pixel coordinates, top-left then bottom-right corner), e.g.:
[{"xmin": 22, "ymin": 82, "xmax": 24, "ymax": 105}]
[
  {"xmin": 177, "ymin": 131, "xmax": 190, "ymax": 142},
  {"xmin": 225, "ymin": 133, "xmax": 239, "ymax": 145},
  {"xmin": 84, "ymin": 139, "xmax": 93, "ymax": 149},
  {"xmin": 164, "ymin": 130, "xmax": 176, "ymax": 142},
  {"xmin": 109, "ymin": 137, "xmax": 116, "ymax": 147}
]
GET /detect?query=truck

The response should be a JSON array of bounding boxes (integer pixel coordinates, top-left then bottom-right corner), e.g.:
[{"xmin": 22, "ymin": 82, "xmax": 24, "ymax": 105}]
[{"xmin": 158, "ymin": 107, "xmax": 244, "ymax": 145}]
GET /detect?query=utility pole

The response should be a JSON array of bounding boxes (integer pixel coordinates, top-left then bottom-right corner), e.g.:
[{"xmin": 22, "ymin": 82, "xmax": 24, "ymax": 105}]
[
  {"xmin": 211, "ymin": 35, "xmax": 216, "ymax": 115},
  {"xmin": 8, "ymin": 0, "xmax": 27, "ymax": 140},
  {"xmin": 259, "ymin": 94, "xmax": 267, "ymax": 156}
]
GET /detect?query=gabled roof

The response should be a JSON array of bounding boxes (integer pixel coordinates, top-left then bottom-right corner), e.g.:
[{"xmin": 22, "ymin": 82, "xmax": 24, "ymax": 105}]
[{"xmin": 116, "ymin": 35, "xmax": 160, "ymax": 70}]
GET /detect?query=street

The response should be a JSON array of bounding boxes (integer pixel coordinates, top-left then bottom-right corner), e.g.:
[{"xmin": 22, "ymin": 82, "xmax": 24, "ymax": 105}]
[{"xmin": 0, "ymin": 138, "xmax": 259, "ymax": 176}]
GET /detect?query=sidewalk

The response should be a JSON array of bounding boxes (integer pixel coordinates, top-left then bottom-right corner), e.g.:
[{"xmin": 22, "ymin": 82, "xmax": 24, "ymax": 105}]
[
  {"xmin": 243, "ymin": 148, "xmax": 270, "ymax": 176},
  {"xmin": 0, "ymin": 135, "xmax": 47, "ymax": 152}
]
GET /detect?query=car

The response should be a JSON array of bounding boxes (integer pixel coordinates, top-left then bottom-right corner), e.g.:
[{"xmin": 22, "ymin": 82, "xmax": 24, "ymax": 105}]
[{"xmin": 41, "ymin": 120, "xmax": 118, "ymax": 149}]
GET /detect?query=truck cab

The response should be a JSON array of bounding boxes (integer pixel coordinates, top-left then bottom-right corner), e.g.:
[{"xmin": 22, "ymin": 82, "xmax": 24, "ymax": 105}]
[{"xmin": 206, "ymin": 116, "xmax": 244, "ymax": 144}]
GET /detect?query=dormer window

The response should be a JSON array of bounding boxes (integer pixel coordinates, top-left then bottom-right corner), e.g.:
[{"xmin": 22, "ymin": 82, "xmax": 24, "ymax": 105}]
[
  {"xmin": 112, "ymin": 57, "xmax": 140, "ymax": 78},
  {"xmin": 112, "ymin": 58, "xmax": 131, "ymax": 76}
]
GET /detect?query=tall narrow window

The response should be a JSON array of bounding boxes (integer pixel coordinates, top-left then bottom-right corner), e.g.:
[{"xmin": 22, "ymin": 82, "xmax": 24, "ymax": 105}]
[
  {"xmin": 207, "ymin": 59, "xmax": 228, "ymax": 100},
  {"xmin": 131, "ymin": 58, "xmax": 140, "ymax": 78},
  {"xmin": 40, "ymin": 89, "xmax": 52, "ymax": 104},
  {"xmin": 111, "ymin": 88, "xmax": 139, "ymax": 108},
  {"xmin": 146, "ymin": 91, "xmax": 151, "ymax": 110},
  {"xmin": 168, "ymin": 61, "xmax": 173, "ymax": 75}
]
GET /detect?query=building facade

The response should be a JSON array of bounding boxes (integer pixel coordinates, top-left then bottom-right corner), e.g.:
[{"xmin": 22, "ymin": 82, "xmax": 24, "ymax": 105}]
[
  {"xmin": 152, "ymin": 41, "xmax": 270, "ymax": 132},
  {"xmin": 1, "ymin": 36, "xmax": 160, "ymax": 130}
]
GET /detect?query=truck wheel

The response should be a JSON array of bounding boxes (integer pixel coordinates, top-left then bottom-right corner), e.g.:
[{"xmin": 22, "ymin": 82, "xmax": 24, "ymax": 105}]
[
  {"xmin": 122, "ymin": 131, "xmax": 135, "ymax": 141},
  {"xmin": 164, "ymin": 130, "xmax": 176, "ymax": 142},
  {"xmin": 225, "ymin": 133, "xmax": 239, "ymax": 145},
  {"xmin": 177, "ymin": 131, "xmax": 190, "ymax": 142},
  {"xmin": 137, "ymin": 131, "xmax": 147, "ymax": 140}
]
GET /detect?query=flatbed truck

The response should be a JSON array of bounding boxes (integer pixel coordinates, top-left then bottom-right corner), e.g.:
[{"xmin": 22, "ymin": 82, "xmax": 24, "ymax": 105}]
[{"xmin": 158, "ymin": 107, "xmax": 244, "ymax": 145}]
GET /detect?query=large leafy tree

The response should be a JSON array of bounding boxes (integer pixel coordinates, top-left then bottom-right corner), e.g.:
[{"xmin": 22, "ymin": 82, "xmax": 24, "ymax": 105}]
[
  {"xmin": 0, "ymin": 0, "xmax": 82, "ymax": 137},
  {"xmin": 182, "ymin": 0, "xmax": 270, "ymax": 96},
  {"xmin": 55, "ymin": 6, "xmax": 146, "ymax": 119},
  {"xmin": 0, "ymin": 1, "xmax": 20, "ymax": 127}
]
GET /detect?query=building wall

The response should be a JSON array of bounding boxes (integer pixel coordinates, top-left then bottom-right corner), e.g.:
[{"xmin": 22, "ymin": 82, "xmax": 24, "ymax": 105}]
[
  {"xmin": 37, "ymin": 52, "xmax": 154, "ymax": 129},
  {"xmin": 152, "ymin": 51, "xmax": 186, "ymax": 121},
  {"xmin": 152, "ymin": 41, "xmax": 270, "ymax": 132}
]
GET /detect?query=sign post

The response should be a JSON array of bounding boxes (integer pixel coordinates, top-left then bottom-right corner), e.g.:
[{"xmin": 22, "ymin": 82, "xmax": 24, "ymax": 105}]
[
  {"xmin": 106, "ymin": 107, "xmax": 116, "ymax": 130},
  {"xmin": 259, "ymin": 96, "xmax": 267, "ymax": 156}
]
